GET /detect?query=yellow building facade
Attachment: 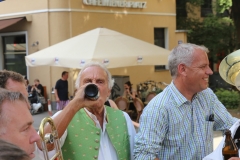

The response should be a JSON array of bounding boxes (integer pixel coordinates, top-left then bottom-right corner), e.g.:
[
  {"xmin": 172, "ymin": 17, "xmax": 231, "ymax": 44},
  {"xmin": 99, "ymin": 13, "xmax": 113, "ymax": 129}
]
[{"xmin": 0, "ymin": 0, "xmax": 187, "ymax": 99}]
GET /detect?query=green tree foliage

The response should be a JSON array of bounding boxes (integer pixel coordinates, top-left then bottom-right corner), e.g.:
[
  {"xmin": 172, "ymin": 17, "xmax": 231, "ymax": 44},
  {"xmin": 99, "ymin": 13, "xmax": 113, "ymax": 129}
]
[
  {"xmin": 216, "ymin": 0, "xmax": 232, "ymax": 13},
  {"xmin": 186, "ymin": 16, "xmax": 238, "ymax": 62},
  {"xmin": 177, "ymin": 0, "xmax": 240, "ymax": 63},
  {"xmin": 215, "ymin": 0, "xmax": 240, "ymax": 41},
  {"xmin": 215, "ymin": 88, "xmax": 240, "ymax": 109}
]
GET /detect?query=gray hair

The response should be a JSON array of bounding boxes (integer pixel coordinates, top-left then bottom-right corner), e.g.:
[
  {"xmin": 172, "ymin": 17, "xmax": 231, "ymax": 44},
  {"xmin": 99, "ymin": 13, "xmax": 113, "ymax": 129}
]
[
  {"xmin": 168, "ymin": 43, "xmax": 209, "ymax": 78},
  {"xmin": 0, "ymin": 139, "xmax": 30, "ymax": 160},
  {"xmin": 75, "ymin": 61, "xmax": 114, "ymax": 89},
  {"xmin": 0, "ymin": 70, "xmax": 25, "ymax": 89},
  {"xmin": 0, "ymin": 89, "xmax": 28, "ymax": 135}
]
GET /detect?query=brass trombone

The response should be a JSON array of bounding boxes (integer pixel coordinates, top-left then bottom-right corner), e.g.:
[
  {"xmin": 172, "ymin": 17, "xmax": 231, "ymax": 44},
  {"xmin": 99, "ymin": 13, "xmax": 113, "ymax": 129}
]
[{"xmin": 39, "ymin": 117, "xmax": 63, "ymax": 160}]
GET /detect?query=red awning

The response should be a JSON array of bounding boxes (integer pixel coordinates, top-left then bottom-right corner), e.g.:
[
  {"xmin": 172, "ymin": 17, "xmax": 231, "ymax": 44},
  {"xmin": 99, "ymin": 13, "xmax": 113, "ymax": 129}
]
[{"xmin": 0, "ymin": 17, "xmax": 24, "ymax": 30}]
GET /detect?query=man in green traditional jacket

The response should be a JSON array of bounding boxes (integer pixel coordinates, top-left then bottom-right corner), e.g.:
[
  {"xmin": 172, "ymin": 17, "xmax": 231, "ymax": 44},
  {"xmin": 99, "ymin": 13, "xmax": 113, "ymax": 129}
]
[{"xmin": 41, "ymin": 61, "xmax": 136, "ymax": 160}]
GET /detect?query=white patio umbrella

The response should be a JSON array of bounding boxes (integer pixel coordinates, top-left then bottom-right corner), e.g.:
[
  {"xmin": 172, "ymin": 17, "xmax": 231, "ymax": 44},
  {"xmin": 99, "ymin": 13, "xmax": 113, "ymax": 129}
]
[{"xmin": 25, "ymin": 28, "xmax": 170, "ymax": 69}]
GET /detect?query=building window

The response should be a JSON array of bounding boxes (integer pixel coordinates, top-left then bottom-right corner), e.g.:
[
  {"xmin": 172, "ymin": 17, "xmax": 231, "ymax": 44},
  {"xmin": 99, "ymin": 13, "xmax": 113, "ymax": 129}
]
[
  {"xmin": 176, "ymin": 0, "xmax": 187, "ymax": 17},
  {"xmin": 201, "ymin": 0, "xmax": 212, "ymax": 17},
  {"xmin": 2, "ymin": 35, "xmax": 27, "ymax": 76},
  {"xmin": 154, "ymin": 28, "xmax": 168, "ymax": 71},
  {"xmin": 154, "ymin": 28, "xmax": 165, "ymax": 48}
]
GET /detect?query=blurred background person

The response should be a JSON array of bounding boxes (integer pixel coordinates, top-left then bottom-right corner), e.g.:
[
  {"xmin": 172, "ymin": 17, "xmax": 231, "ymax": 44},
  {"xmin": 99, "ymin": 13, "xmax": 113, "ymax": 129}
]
[
  {"xmin": 122, "ymin": 81, "xmax": 137, "ymax": 101},
  {"xmin": 122, "ymin": 81, "xmax": 137, "ymax": 119},
  {"xmin": 24, "ymin": 78, "xmax": 32, "ymax": 93},
  {"xmin": 54, "ymin": 71, "xmax": 69, "ymax": 110},
  {"xmin": 0, "ymin": 139, "xmax": 30, "ymax": 160},
  {"xmin": 31, "ymin": 79, "xmax": 44, "ymax": 96},
  {"xmin": 0, "ymin": 70, "xmax": 28, "ymax": 98}
]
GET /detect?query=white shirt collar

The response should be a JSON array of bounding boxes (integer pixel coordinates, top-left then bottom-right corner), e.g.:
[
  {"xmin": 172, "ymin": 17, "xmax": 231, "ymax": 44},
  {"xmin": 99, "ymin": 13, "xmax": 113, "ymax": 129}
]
[{"xmin": 83, "ymin": 107, "xmax": 107, "ymax": 131}]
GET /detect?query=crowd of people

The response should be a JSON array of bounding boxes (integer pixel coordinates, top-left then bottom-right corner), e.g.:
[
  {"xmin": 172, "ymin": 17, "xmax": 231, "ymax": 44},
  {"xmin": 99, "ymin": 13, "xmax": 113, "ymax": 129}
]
[{"xmin": 0, "ymin": 43, "xmax": 240, "ymax": 160}]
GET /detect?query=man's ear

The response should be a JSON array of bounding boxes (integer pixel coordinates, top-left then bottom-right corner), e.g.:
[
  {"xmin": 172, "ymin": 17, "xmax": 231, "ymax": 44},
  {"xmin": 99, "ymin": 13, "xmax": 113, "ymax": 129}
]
[
  {"xmin": 178, "ymin": 64, "xmax": 187, "ymax": 76},
  {"xmin": 107, "ymin": 89, "xmax": 111, "ymax": 97}
]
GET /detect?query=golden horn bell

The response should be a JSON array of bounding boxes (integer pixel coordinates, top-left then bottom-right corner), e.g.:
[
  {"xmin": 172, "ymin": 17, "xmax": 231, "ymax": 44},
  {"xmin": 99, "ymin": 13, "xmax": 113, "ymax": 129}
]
[
  {"xmin": 219, "ymin": 49, "xmax": 240, "ymax": 89},
  {"xmin": 39, "ymin": 117, "xmax": 63, "ymax": 160}
]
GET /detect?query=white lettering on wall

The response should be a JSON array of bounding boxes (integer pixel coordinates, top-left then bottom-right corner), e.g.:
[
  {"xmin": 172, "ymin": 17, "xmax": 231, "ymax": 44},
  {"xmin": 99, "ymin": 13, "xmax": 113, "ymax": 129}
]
[{"xmin": 83, "ymin": 0, "xmax": 147, "ymax": 8}]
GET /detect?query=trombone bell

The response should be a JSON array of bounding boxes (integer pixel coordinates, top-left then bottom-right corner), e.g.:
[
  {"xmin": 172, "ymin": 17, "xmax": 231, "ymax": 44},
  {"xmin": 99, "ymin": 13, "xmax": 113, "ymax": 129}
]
[
  {"xmin": 219, "ymin": 49, "xmax": 240, "ymax": 90},
  {"xmin": 39, "ymin": 117, "xmax": 63, "ymax": 160}
]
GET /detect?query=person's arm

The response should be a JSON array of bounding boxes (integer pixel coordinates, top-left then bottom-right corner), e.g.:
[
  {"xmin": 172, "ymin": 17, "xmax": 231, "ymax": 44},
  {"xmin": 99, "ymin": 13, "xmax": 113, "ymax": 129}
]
[
  {"xmin": 127, "ymin": 89, "xmax": 136, "ymax": 100},
  {"xmin": 54, "ymin": 89, "xmax": 60, "ymax": 103},
  {"xmin": 54, "ymin": 81, "xmax": 60, "ymax": 102},
  {"xmin": 108, "ymin": 99, "xmax": 118, "ymax": 109},
  {"xmin": 37, "ymin": 84, "xmax": 102, "ymax": 150},
  {"xmin": 35, "ymin": 112, "xmax": 68, "ymax": 158},
  {"xmin": 122, "ymin": 90, "xmax": 127, "ymax": 98},
  {"xmin": 132, "ymin": 121, "xmax": 139, "ymax": 128},
  {"xmin": 131, "ymin": 89, "xmax": 137, "ymax": 99},
  {"xmin": 37, "ymin": 84, "xmax": 43, "ymax": 95},
  {"xmin": 211, "ymin": 89, "xmax": 238, "ymax": 131}
]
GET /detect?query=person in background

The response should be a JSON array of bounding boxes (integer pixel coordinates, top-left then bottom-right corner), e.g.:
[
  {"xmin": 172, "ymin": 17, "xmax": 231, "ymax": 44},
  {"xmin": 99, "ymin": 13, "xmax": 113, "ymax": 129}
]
[
  {"xmin": 0, "ymin": 139, "xmax": 30, "ymax": 160},
  {"xmin": 0, "ymin": 70, "xmax": 68, "ymax": 159},
  {"xmin": 0, "ymin": 88, "xmax": 40, "ymax": 159},
  {"xmin": 24, "ymin": 78, "xmax": 32, "ymax": 93},
  {"xmin": 31, "ymin": 79, "xmax": 44, "ymax": 96},
  {"xmin": 42, "ymin": 61, "xmax": 136, "ymax": 160},
  {"xmin": 54, "ymin": 71, "xmax": 69, "ymax": 110},
  {"xmin": 0, "ymin": 70, "xmax": 28, "ymax": 98},
  {"xmin": 134, "ymin": 43, "xmax": 239, "ymax": 159},
  {"xmin": 122, "ymin": 81, "xmax": 137, "ymax": 101},
  {"xmin": 122, "ymin": 81, "xmax": 138, "ymax": 120}
]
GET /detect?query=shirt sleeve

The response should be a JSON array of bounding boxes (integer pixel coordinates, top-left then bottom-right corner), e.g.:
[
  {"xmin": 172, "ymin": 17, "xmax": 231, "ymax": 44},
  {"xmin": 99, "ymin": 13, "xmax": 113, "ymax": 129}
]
[
  {"xmin": 55, "ymin": 80, "xmax": 60, "ymax": 90},
  {"xmin": 134, "ymin": 101, "xmax": 168, "ymax": 160},
  {"xmin": 123, "ymin": 111, "xmax": 136, "ymax": 160},
  {"xmin": 210, "ymin": 90, "xmax": 239, "ymax": 131}
]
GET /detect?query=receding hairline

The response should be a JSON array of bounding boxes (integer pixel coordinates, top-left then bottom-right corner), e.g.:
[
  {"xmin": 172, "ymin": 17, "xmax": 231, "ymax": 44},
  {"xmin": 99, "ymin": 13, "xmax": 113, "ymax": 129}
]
[{"xmin": 0, "ymin": 89, "xmax": 28, "ymax": 115}]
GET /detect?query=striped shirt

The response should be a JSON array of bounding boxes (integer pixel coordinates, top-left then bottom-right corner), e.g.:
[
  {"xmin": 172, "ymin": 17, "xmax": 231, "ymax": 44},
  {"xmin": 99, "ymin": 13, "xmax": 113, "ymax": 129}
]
[{"xmin": 134, "ymin": 82, "xmax": 238, "ymax": 160}]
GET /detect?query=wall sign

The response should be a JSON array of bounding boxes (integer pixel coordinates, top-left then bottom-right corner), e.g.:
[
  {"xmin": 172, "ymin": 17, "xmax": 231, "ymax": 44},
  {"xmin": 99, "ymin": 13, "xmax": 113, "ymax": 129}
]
[{"xmin": 83, "ymin": 0, "xmax": 147, "ymax": 8}]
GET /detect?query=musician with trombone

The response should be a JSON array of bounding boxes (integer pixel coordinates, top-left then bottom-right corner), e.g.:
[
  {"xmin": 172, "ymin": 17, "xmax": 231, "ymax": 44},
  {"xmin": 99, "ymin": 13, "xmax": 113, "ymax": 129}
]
[{"xmin": 41, "ymin": 61, "xmax": 136, "ymax": 160}]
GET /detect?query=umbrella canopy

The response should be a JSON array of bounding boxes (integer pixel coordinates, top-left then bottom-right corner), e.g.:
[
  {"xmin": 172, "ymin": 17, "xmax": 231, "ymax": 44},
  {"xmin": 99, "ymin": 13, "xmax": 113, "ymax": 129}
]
[{"xmin": 25, "ymin": 28, "xmax": 170, "ymax": 69}]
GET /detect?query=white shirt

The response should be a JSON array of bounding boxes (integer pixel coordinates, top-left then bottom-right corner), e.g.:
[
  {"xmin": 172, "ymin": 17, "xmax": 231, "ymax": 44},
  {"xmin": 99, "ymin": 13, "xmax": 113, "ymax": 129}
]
[
  {"xmin": 203, "ymin": 120, "xmax": 240, "ymax": 160},
  {"xmin": 84, "ymin": 107, "xmax": 136, "ymax": 160},
  {"xmin": 36, "ymin": 107, "xmax": 136, "ymax": 160}
]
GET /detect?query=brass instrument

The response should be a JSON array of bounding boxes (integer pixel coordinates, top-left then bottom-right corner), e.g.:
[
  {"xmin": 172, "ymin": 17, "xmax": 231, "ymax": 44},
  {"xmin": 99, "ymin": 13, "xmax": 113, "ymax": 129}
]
[
  {"xmin": 219, "ymin": 49, "xmax": 240, "ymax": 90},
  {"xmin": 39, "ymin": 117, "xmax": 63, "ymax": 160}
]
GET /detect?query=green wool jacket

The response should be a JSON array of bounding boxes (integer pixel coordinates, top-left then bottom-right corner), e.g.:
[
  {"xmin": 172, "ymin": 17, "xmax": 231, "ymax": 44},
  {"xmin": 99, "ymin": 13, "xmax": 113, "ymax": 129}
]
[{"xmin": 62, "ymin": 107, "xmax": 130, "ymax": 160}]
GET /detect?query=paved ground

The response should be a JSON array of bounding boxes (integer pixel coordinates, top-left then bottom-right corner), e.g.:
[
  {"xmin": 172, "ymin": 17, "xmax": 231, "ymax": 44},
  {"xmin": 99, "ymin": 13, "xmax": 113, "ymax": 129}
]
[{"xmin": 33, "ymin": 111, "xmax": 57, "ymax": 131}]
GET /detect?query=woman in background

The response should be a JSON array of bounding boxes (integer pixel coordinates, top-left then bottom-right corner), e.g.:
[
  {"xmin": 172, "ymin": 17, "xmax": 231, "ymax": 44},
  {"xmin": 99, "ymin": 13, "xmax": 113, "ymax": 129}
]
[
  {"xmin": 122, "ymin": 81, "xmax": 137, "ymax": 117},
  {"xmin": 24, "ymin": 79, "xmax": 32, "ymax": 93},
  {"xmin": 122, "ymin": 81, "xmax": 137, "ymax": 101}
]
